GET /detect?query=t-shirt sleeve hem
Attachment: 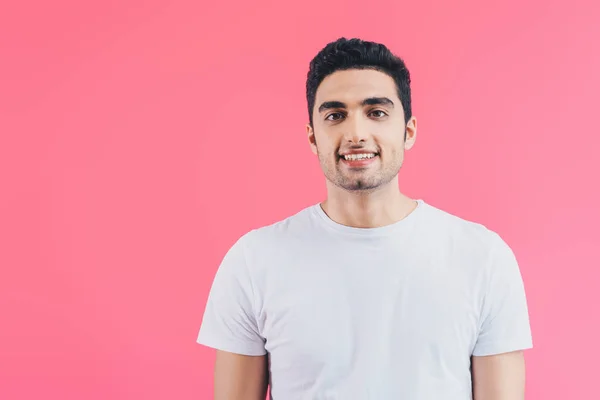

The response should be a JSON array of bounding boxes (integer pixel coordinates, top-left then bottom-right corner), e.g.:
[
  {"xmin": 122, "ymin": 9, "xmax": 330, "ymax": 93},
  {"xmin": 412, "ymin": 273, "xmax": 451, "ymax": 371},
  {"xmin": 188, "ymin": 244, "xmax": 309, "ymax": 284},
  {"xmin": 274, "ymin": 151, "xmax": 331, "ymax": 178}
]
[
  {"xmin": 472, "ymin": 340, "xmax": 533, "ymax": 357},
  {"xmin": 197, "ymin": 333, "xmax": 267, "ymax": 356}
]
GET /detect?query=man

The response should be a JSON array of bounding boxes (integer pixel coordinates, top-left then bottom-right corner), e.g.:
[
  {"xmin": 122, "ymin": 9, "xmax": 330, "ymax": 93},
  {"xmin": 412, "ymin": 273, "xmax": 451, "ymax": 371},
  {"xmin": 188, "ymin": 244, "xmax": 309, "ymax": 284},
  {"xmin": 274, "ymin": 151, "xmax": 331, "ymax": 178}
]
[{"xmin": 197, "ymin": 37, "xmax": 533, "ymax": 399}]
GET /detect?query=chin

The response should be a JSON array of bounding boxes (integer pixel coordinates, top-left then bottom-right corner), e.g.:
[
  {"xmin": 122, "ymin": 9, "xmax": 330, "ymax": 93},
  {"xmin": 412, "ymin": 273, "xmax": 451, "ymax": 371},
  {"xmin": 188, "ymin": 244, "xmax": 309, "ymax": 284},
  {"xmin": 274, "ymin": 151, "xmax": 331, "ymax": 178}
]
[{"xmin": 338, "ymin": 179, "xmax": 381, "ymax": 192}]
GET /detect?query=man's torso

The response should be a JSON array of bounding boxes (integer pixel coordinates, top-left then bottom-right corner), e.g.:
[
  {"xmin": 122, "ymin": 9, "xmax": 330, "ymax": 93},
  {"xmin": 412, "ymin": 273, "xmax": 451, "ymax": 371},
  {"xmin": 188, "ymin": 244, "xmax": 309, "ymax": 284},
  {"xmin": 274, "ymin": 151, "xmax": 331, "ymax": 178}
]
[{"xmin": 243, "ymin": 201, "xmax": 495, "ymax": 399}]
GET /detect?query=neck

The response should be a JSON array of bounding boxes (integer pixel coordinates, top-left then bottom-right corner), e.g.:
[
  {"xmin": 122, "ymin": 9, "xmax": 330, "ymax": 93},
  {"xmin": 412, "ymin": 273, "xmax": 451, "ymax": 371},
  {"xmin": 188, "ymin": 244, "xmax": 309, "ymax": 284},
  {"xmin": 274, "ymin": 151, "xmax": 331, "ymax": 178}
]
[{"xmin": 321, "ymin": 179, "xmax": 418, "ymax": 229}]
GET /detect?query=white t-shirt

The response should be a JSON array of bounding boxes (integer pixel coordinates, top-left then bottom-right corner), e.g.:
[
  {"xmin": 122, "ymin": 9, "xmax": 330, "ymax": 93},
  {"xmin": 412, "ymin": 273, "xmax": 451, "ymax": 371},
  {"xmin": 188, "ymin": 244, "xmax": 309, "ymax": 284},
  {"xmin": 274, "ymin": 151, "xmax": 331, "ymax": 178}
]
[{"xmin": 197, "ymin": 199, "xmax": 533, "ymax": 399}]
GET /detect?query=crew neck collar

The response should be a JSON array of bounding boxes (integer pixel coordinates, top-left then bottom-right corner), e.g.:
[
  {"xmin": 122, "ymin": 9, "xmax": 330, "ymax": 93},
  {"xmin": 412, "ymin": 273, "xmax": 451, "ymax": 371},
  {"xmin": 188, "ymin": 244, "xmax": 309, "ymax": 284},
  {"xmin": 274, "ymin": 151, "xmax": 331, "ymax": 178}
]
[{"xmin": 311, "ymin": 199, "xmax": 427, "ymax": 237}]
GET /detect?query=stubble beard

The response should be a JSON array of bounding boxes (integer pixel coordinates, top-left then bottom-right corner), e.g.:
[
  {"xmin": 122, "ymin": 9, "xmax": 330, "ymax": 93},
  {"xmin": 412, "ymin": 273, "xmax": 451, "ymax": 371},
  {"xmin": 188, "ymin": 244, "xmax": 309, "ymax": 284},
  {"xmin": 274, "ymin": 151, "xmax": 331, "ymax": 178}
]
[{"xmin": 318, "ymin": 150, "xmax": 403, "ymax": 193}]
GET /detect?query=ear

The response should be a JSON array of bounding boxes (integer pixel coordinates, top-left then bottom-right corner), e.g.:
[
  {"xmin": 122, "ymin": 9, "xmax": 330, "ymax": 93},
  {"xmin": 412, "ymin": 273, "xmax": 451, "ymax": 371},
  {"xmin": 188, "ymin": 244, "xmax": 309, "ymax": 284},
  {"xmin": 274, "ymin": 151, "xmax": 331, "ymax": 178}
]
[
  {"xmin": 404, "ymin": 116, "xmax": 417, "ymax": 150},
  {"xmin": 307, "ymin": 123, "xmax": 318, "ymax": 155}
]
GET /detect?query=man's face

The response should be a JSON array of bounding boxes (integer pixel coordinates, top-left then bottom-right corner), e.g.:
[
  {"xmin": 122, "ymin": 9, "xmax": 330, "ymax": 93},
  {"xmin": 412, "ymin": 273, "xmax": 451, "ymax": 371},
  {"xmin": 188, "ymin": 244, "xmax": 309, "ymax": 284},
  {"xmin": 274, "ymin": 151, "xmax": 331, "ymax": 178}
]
[{"xmin": 307, "ymin": 69, "xmax": 417, "ymax": 192}]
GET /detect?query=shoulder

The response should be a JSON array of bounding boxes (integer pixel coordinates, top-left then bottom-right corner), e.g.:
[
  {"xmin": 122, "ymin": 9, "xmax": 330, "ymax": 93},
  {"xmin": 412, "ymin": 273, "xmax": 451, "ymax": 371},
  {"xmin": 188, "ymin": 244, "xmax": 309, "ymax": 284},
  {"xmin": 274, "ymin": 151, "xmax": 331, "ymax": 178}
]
[
  {"xmin": 422, "ymin": 201, "xmax": 501, "ymax": 239},
  {"xmin": 416, "ymin": 201, "xmax": 521, "ymax": 289},
  {"xmin": 235, "ymin": 204, "xmax": 318, "ymax": 250},
  {"xmin": 417, "ymin": 201, "xmax": 511, "ymax": 260}
]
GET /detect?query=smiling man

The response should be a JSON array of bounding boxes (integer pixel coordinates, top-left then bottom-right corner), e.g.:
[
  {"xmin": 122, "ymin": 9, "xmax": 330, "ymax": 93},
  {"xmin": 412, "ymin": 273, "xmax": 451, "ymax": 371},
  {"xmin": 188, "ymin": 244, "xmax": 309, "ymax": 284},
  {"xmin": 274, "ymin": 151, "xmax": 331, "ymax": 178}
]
[{"xmin": 197, "ymin": 37, "xmax": 533, "ymax": 399}]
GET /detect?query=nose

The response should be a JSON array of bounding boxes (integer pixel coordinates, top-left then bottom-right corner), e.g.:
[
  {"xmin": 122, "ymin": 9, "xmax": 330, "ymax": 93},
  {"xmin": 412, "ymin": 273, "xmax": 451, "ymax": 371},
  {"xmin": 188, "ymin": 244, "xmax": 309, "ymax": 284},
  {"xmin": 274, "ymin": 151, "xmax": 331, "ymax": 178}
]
[{"xmin": 342, "ymin": 115, "xmax": 370, "ymax": 143}]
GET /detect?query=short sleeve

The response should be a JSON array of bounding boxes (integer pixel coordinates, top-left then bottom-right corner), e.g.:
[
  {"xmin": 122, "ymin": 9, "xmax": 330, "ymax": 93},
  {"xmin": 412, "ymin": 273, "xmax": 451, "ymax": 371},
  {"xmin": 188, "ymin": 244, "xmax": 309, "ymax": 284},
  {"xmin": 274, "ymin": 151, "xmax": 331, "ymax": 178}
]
[
  {"xmin": 197, "ymin": 234, "xmax": 266, "ymax": 356},
  {"xmin": 472, "ymin": 235, "xmax": 533, "ymax": 357}
]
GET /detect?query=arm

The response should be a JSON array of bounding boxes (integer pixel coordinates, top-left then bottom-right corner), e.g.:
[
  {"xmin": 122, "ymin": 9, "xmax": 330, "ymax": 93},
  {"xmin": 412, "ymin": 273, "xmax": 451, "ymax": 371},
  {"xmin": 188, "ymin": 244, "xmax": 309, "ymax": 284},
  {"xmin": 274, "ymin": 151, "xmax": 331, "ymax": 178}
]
[
  {"xmin": 214, "ymin": 350, "xmax": 268, "ymax": 400},
  {"xmin": 471, "ymin": 235, "xmax": 533, "ymax": 399},
  {"xmin": 197, "ymin": 234, "xmax": 269, "ymax": 399},
  {"xmin": 472, "ymin": 351, "xmax": 526, "ymax": 400}
]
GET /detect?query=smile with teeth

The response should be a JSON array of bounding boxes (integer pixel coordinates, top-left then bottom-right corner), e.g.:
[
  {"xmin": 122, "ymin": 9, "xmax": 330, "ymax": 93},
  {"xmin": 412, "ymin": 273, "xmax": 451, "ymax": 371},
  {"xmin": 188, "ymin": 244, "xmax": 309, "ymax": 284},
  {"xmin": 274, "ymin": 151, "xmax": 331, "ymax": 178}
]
[{"xmin": 342, "ymin": 153, "xmax": 377, "ymax": 161}]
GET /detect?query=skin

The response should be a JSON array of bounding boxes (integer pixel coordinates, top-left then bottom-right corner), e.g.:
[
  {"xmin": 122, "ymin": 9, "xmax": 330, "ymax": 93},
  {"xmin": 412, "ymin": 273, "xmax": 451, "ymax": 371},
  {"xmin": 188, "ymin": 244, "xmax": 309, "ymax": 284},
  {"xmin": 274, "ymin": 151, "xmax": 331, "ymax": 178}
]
[
  {"xmin": 471, "ymin": 350, "xmax": 527, "ymax": 400},
  {"xmin": 306, "ymin": 69, "xmax": 418, "ymax": 228},
  {"xmin": 213, "ymin": 68, "xmax": 526, "ymax": 399},
  {"xmin": 213, "ymin": 351, "xmax": 268, "ymax": 399}
]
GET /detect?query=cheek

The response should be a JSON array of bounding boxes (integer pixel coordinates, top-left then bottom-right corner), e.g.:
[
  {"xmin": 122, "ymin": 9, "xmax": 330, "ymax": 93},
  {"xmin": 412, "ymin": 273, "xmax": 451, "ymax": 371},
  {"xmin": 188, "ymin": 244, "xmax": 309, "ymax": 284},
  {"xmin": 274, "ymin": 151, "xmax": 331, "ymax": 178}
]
[
  {"xmin": 318, "ymin": 147, "xmax": 337, "ymax": 163},
  {"xmin": 380, "ymin": 136, "xmax": 405, "ymax": 153},
  {"xmin": 315, "ymin": 138, "xmax": 338, "ymax": 157}
]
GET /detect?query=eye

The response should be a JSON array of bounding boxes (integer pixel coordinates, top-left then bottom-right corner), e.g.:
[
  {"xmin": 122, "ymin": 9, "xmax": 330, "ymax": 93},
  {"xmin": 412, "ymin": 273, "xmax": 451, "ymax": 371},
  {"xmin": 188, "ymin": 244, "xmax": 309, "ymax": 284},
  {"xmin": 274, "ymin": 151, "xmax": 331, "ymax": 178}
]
[
  {"xmin": 325, "ymin": 112, "xmax": 345, "ymax": 121},
  {"xmin": 369, "ymin": 110, "xmax": 388, "ymax": 118}
]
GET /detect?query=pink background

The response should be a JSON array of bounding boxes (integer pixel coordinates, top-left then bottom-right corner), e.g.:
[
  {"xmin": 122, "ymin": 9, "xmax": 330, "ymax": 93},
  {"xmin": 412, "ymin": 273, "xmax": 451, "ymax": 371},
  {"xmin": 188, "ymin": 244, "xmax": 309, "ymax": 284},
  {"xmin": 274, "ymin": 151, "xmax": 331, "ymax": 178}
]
[{"xmin": 1, "ymin": 0, "xmax": 599, "ymax": 398}]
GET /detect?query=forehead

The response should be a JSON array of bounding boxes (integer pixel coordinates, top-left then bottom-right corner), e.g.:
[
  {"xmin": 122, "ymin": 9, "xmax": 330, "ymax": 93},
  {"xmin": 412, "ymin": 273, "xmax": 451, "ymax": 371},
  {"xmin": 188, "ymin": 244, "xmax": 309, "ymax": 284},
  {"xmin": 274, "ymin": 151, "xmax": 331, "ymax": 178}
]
[{"xmin": 315, "ymin": 69, "xmax": 399, "ymax": 106}]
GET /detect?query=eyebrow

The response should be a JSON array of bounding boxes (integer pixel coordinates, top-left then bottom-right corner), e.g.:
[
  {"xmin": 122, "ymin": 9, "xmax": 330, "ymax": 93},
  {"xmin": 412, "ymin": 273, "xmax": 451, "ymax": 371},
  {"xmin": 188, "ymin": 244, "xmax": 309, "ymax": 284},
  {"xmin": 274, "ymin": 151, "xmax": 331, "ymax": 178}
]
[{"xmin": 317, "ymin": 97, "xmax": 395, "ymax": 113}]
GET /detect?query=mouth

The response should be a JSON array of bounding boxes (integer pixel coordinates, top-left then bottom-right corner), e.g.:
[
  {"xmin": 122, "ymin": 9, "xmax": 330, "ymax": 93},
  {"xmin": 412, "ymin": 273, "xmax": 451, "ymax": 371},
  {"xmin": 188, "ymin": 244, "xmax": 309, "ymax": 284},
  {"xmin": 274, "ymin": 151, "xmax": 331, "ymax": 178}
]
[{"xmin": 338, "ymin": 152, "xmax": 379, "ymax": 167}]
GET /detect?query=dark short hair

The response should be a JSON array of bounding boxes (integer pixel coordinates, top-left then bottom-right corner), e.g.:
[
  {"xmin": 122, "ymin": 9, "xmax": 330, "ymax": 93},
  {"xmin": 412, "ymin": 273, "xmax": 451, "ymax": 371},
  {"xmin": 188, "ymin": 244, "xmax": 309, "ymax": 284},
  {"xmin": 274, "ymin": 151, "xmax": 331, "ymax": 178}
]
[{"xmin": 306, "ymin": 37, "xmax": 412, "ymax": 127}]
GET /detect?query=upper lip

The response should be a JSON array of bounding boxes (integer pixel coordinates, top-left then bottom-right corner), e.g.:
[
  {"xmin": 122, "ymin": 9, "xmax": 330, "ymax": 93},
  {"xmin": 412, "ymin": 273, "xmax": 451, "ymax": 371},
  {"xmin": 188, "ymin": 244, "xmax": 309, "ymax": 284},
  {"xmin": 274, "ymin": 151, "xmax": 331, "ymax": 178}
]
[{"xmin": 339, "ymin": 149, "xmax": 378, "ymax": 156}]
